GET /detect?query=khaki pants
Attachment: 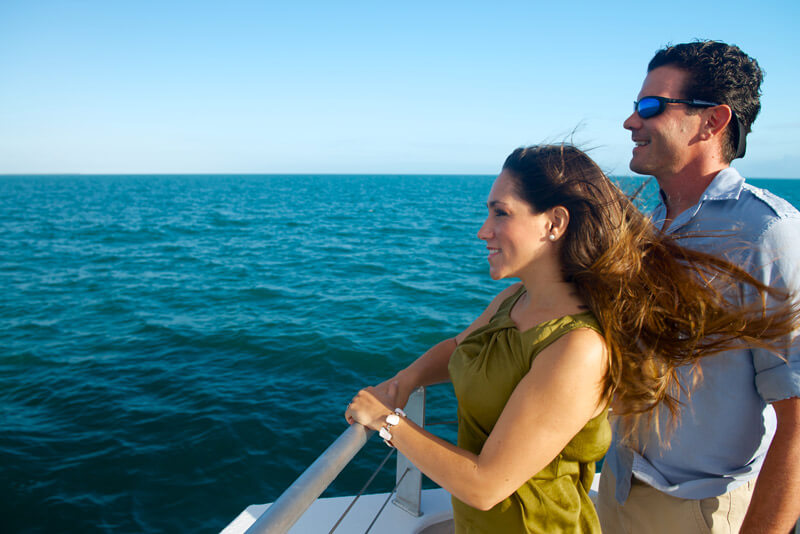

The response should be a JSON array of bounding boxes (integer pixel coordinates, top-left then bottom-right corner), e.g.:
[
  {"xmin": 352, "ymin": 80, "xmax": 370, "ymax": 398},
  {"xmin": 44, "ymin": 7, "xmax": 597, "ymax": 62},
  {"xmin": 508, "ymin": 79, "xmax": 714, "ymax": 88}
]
[{"xmin": 597, "ymin": 464, "xmax": 756, "ymax": 534}]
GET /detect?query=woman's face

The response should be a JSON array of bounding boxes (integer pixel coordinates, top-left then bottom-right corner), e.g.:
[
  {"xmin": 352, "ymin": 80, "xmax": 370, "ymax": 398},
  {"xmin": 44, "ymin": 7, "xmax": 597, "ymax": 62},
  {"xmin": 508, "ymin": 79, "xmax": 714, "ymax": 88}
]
[{"xmin": 477, "ymin": 171, "xmax": 554, "ymax": 281}]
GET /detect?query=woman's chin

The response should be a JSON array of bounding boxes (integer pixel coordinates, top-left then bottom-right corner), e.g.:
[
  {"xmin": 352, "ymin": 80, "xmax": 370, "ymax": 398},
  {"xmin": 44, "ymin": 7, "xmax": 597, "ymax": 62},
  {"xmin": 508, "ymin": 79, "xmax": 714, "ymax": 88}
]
[{"xmin": 488, "ymin": 268, "xmax": 505, "ymax": 281}]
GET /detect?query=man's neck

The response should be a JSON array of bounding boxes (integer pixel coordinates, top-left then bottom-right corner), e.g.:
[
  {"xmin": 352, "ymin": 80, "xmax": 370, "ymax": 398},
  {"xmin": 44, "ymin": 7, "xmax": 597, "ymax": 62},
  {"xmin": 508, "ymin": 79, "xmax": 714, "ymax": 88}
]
[{"xmin": 658, "ymin": 163, "xmax": 728, "ymax": 226}]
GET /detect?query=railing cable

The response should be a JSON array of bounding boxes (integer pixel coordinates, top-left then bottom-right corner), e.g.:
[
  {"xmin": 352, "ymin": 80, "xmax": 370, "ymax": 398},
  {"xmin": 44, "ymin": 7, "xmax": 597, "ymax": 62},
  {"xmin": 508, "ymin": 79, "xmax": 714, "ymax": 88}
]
[
  {"xmin": 364, "ymin": 467, "xmax": 411, "ymax": 534},
  {"xmin": 328, "ymin": 447, "xmax": 396, "ymax": 533}
]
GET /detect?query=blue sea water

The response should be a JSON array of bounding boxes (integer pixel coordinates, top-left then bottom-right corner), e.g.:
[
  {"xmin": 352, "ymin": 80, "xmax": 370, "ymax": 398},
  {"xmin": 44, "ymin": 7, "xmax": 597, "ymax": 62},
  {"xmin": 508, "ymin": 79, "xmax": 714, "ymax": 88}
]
[{"xmin": 1, "ymin": 174, "xmax": 798, "ymax": 533}]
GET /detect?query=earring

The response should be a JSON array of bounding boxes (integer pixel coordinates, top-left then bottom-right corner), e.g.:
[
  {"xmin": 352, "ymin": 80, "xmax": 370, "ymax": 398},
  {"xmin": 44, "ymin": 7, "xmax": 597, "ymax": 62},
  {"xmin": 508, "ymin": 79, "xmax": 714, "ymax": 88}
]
[{"xmin": 548, "ymin": 234, "xmax": 556, "ymax": 241}]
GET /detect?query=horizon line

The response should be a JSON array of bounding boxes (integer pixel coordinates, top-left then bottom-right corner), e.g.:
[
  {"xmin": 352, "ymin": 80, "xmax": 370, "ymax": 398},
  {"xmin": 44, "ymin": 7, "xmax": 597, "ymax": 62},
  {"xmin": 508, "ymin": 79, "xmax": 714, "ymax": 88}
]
[{"xmin": 1, "ymin": 172, "xmax": 797, "ymax": 180}]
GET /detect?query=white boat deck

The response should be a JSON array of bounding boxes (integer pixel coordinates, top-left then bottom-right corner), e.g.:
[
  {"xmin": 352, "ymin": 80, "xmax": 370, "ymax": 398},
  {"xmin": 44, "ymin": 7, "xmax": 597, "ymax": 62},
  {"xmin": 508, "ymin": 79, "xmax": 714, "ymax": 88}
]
[
  {"xmin": 222, "ymin": 487, "xmax": 454, "ymax": 534},
  {"xmin": 222, "ymin": 476, "xmax": 601, "ymax": 533}
]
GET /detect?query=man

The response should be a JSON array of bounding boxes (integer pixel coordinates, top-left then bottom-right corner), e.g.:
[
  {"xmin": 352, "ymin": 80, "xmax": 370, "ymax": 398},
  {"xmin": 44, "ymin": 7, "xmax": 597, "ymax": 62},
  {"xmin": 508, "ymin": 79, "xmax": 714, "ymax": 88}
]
[{"xmin": 597, "ymin": 41, "xmax": 800, "ymax": 534}]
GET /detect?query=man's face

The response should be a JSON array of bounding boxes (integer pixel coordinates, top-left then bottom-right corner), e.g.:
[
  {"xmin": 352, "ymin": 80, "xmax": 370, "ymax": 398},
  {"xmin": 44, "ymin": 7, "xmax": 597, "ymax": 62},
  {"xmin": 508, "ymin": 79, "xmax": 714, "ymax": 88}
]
[{"xmin": 623, "ymin": 66, "xmax": 707, "ymax": 178}]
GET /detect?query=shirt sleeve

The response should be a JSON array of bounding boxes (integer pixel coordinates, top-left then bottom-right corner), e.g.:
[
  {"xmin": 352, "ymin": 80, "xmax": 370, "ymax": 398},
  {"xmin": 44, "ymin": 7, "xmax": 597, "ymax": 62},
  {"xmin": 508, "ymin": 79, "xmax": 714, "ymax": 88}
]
[{"xmin": 751, "ymin": 216, "xmax": 800, "ymax": 403}]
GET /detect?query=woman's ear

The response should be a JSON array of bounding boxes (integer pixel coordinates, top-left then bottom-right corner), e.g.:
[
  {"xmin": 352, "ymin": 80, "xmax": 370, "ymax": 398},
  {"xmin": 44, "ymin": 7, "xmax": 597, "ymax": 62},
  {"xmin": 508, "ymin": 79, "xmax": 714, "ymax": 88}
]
[{"xmin": 549, "ymin": 206, "xmax": 570, "ymax": 240}]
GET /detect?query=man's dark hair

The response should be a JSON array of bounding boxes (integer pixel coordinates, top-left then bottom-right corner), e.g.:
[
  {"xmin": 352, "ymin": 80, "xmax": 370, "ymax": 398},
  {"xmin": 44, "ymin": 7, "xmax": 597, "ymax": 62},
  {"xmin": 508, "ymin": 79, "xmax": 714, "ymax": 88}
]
[{"xmin": 648, "ymin": 40, "xmax": 764, "ymax": 162}]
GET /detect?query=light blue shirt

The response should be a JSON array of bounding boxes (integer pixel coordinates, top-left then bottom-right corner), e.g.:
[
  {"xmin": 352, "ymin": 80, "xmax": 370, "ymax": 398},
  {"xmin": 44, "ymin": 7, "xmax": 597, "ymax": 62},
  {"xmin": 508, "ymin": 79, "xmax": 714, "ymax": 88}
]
[{"xmin": 607, "ymin": 167, "xmax": 800, "ymax": 501}]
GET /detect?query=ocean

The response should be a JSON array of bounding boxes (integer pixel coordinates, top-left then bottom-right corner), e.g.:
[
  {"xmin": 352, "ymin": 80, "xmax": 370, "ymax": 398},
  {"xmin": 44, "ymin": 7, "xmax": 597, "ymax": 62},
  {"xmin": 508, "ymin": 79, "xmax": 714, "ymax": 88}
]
[{"xmin": 1, "ymin": 174, "xmax": 798, "ymax": 533}]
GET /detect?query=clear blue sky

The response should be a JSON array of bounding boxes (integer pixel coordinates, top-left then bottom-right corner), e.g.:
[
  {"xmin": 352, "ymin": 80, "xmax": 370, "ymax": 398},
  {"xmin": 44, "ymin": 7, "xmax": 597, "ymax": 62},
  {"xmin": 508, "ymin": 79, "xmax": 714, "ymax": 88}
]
[{"xmin": 1, "ymin": 0, "xmax": 798, "ymax": 177}]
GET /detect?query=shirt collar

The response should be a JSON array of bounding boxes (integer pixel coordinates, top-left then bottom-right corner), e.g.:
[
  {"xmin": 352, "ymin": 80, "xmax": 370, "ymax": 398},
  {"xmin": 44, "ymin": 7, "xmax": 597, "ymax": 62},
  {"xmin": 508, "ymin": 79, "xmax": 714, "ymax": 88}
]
[
  {"xmin": 652, "ymin": 167, "xmax": 745, "ymax": 231},
  {"xmin": 699, "ymin": 167, "xmax": 745, "ymax": 201}
]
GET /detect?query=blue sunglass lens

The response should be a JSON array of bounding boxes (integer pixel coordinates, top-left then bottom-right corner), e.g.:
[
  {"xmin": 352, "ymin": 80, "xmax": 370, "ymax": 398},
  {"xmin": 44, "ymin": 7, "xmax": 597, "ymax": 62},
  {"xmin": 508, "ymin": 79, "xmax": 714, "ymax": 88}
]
[{"xmin": 636, "ymin": 98, "xmax": 661, "ymax": 118}]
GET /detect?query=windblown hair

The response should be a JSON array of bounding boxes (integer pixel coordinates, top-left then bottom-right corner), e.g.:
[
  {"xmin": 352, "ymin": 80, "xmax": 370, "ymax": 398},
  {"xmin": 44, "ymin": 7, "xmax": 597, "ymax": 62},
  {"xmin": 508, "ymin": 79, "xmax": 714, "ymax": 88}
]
[
  {"xmin": 503, "ymin": 144, "xmax": 798, "ymax": 444},
  {"xmin": 649, "ymin": 40, "xmax": 763, "ymax": 162}
]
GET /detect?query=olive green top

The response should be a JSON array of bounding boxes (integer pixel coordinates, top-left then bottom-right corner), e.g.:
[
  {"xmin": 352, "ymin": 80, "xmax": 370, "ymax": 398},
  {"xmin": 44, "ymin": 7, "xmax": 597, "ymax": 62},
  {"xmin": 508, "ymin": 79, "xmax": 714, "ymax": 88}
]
[{"xmin": 447, "ymin": 286, "xmax": 610, "ymax": 533}]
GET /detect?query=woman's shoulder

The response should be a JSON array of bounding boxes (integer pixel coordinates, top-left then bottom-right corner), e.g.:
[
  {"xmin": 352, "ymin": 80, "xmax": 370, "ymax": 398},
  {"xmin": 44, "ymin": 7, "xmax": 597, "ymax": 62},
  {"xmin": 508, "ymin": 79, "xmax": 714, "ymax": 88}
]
[
  {"xmin": 565, "ymin": 310, "xmax": 602, "ymax": 334},
  {"xmin": 542, "ymin": 323, "xmax": 607, "ymax": 374}
]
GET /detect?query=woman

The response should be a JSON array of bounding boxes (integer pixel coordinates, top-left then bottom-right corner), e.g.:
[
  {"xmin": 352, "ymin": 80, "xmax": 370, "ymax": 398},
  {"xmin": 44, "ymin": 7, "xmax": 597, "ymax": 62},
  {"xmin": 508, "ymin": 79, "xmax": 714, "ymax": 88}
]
[{"xmin": 345, "ymin": 145, "xmax": 797, "ymax": 533}]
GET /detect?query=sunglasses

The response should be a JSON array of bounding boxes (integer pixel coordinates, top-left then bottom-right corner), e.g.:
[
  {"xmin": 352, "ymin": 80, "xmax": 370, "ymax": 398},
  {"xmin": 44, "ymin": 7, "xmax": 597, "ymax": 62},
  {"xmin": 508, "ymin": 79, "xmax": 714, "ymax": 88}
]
[
  {"xmin": 633, "ymin": 96, "xmax": 720, "ymax": 119},
  {"xmin": 632, "ymin": 95, "xmax": 747, "ymax": 159}
]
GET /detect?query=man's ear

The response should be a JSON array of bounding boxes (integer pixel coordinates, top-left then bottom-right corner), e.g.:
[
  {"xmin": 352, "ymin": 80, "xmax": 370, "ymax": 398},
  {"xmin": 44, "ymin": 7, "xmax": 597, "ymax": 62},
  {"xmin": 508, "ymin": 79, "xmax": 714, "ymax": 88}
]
[{"xmin": 701, "ymin": 104, "xmax": 734, "ymax": 141}]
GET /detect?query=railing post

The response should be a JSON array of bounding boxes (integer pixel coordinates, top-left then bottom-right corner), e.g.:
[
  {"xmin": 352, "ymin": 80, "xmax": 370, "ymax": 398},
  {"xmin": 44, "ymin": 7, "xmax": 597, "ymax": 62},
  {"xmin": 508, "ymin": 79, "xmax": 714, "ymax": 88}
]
[{"xmin": 393, "ymin": 386, "xmax": 424, "ymax": 516}]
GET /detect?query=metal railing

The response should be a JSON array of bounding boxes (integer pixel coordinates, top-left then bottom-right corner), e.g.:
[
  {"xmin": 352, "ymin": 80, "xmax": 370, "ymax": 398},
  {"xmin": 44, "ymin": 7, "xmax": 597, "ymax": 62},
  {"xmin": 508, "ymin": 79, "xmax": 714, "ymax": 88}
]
[{"xmin": 244, "ymin": 387, "xmax": 426, "ymax": 534}]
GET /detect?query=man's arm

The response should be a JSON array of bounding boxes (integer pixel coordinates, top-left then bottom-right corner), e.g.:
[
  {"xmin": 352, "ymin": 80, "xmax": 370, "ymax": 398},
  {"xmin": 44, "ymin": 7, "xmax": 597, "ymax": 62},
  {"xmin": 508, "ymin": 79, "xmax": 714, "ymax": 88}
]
[
  {"xmin": 740, "ymin": 397, "xmax": 800, "ymax": 534},
  {"xmin": 742, "ymin": 214, "xmax": 800, "ymax": 533}
]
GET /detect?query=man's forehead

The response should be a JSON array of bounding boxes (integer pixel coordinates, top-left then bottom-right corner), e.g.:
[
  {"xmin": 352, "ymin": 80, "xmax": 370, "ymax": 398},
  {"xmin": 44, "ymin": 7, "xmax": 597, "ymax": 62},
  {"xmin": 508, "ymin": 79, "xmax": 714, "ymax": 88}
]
[{"xmin": 638, "ymin": 65, "xmax": 689, "ymax": 98}]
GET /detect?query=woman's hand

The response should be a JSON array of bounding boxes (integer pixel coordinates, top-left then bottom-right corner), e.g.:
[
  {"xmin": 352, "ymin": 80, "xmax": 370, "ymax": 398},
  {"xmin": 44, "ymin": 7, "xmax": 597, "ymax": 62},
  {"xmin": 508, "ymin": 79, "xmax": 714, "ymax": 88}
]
[
  {"xmin": 345, "ymin": 382, "xmax": 398, "ymax": 430},
  {"xmin": 373, "ymin": 375, "xmax": 412, "ymax": 410}
]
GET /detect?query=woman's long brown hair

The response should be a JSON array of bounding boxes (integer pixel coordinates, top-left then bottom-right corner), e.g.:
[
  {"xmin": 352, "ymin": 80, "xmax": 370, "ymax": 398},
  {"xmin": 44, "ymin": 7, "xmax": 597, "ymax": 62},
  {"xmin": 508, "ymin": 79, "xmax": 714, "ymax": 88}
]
[{"xmin": 503, "ymin": 144, "xmax": 799, "ymax": 445}]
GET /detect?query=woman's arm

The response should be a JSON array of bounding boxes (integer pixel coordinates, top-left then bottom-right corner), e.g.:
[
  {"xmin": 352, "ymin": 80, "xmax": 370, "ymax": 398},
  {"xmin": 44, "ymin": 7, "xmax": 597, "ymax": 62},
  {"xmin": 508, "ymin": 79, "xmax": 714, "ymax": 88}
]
[
  {"xmin": 372, "ymin": 283, "xmax": 524, "ymax": 409},
  {"xmin": 347, "ymin": 326, "xmax": 608, "ymax": 510}
]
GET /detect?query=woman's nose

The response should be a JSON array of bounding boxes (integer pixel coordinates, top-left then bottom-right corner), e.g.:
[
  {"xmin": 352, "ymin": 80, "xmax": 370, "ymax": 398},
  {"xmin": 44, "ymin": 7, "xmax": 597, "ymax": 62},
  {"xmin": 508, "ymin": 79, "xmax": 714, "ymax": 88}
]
[{"xmin": 477, "ymin": 219, "xmax": 492, "ymax": 240}]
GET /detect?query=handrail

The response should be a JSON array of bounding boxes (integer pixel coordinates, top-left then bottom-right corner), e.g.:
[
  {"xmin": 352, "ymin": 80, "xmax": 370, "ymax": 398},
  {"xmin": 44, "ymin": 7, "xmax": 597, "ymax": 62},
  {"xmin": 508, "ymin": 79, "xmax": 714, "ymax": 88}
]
[
  {"xmin": 242, "ymin": 387, "xmax": 426, "ymax": 534},
  {"xmin": 244, "ymin": 424, "xmax": 374, "ymax": 534}
]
